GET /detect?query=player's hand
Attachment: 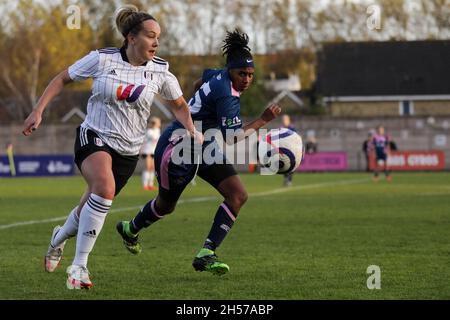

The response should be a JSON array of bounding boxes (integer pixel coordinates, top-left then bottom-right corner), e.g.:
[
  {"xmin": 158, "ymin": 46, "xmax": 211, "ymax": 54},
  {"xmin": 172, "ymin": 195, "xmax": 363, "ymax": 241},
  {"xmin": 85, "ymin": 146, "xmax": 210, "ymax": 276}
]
[
  {"xmin": 261, "ymin": 103, "xmax": 282, "ymax": 122},
  {"xmin": 190, "ymin": 129, "xmax": 204, "ymax": 145},
  {"xmin": 22, "ymin": 110, "xmax": 42, "ymax": 136}
]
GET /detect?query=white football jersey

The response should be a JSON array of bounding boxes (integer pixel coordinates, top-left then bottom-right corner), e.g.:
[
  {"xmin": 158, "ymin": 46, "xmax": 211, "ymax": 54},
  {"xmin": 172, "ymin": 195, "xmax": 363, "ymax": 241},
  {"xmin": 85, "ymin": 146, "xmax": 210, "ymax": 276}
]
[
  {"xmin": 141, "ymin": 127, "xmax": 161, "ymax": 155},
  {"xmin": 68, "ymin": 47, "xmax": 182, "ymax": 155}
]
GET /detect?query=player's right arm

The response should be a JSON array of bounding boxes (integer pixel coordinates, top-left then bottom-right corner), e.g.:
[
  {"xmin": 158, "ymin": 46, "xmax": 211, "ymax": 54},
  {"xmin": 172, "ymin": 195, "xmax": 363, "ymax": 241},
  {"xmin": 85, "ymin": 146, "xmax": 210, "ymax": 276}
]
[
  {"xmin": 23, "ymin": 50, "xmax": 99, "ymax": 136},
  {"xmin": 193, "ymin": 78, "xmax": 203, "ymax": 93},
  {"xmin": 22, "ymin": 69, "xmax": 73, "ymax": 136},
  {"xmin": 193, "ymin": 69, "xmax": 220, "ymax": 93}
]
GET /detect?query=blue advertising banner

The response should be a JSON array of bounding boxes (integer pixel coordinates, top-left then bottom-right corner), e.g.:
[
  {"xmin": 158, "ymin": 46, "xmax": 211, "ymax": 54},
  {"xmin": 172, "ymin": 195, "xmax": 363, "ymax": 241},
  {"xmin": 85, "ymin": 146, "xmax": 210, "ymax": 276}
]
[{"xmin": 0, "ymin": 155, "xmax": 75, "ymax": 177}]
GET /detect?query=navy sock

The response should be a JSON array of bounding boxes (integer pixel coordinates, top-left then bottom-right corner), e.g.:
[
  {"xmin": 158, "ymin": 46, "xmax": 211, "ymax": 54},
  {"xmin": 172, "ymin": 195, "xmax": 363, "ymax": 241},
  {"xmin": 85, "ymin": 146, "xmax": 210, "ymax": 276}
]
[
  {"xmin": 288, "ymin": 172, "xmax": 293, "ymax": 182},
  {"xmin": 129, "ymin": 199, "xmax": 164, "ymax": 234},
  {"xmin": 203, "ymin": 202, "xmax": 237, "ymax": 251}
]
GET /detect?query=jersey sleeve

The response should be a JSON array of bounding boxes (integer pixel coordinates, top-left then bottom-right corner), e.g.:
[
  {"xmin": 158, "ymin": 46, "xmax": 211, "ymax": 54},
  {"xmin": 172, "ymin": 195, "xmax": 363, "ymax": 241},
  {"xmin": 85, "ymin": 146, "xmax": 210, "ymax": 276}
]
[
  {"xmin": 202, "ymin": 69, "xmax": 221, "ymax": 83},
  {"xmin": 160, "ymin": 71, "xmax": 183, "ymax": 100},
  {"xmin": 68, "ymin": 50, "xmax": 100, "ymax": 81},
  {"xmin": 216, "ymin": 96, "xmax": 242, "ymax": 136}
]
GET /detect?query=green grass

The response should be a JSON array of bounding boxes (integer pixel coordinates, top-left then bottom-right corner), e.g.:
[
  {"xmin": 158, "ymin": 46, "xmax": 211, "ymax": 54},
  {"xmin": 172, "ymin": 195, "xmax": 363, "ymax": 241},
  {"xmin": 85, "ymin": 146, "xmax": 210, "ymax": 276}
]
[{"xmin": 0, "ymin": 172, "xmax": 449, "ymax": 299}]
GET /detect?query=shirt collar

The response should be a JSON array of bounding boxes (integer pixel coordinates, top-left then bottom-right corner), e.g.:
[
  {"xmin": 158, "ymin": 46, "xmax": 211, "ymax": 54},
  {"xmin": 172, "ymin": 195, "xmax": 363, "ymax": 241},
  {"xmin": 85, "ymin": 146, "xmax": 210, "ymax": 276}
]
[{"xmin": 120, "ymin": 46, "xmax": 148, "ymax": 66}]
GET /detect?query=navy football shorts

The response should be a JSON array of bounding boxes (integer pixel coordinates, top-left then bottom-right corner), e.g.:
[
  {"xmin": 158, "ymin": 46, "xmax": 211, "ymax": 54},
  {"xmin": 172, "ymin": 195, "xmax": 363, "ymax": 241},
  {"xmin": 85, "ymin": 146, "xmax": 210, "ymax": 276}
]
[{"xmin": 154, "ymin": 129, "xmax": 237, "ymax": 203}]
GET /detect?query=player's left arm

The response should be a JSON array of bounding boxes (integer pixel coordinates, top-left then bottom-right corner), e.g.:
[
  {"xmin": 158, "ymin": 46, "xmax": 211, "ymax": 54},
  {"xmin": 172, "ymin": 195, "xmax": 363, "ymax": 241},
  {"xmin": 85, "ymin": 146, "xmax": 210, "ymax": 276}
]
[
  {"xmin": 218, "ymin": 97, "xmax": 281, "ymax": 144},
  {"xmin": 242, "ymin": 103, "xmax": 281, "ymax": 136},
  {"xmin": 166, "ymin": 96, "xmax": 204, "ymax": 145},
  {"xmin": 161, "ymin": 71, "xmax": 203, "ymax": 144},
  {"xmin": 231, "ymin": 103, "xmax": 281, "ymax": 144}
]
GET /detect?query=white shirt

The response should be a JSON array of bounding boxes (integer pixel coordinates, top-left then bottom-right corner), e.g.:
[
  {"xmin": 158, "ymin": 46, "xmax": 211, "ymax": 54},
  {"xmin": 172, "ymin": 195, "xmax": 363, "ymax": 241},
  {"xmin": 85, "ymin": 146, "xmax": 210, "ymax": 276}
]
[
  {"xmin": 68, "ymin": 47, "xmax": 182, "ymax": 155},
  {"xmin": 141, "ymin": 127, "xmax": 161, "ymax": 155}
]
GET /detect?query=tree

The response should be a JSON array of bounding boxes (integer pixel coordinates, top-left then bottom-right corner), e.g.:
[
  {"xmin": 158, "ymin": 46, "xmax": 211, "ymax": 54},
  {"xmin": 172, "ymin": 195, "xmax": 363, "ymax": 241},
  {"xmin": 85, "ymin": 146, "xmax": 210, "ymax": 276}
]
[
  {"xmin": 0, "ymin": 0, "xmax": 93, "ymax": 122},
  {"xmin": 1, "ymin": 0, "xmax": 449, "ymax": 121}
]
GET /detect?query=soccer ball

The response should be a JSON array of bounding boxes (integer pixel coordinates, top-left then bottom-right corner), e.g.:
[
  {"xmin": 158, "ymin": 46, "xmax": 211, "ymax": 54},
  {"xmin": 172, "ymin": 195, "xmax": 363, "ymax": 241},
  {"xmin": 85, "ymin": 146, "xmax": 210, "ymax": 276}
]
[{"xmin": 258, "ymin": 128, "xmax": 304, "ymax": 174}]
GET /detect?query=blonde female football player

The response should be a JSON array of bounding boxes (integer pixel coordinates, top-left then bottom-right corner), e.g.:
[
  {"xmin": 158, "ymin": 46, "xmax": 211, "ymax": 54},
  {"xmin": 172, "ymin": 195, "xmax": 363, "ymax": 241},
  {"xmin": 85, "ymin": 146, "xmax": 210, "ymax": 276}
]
[
  {"xmin": 22, "ymin": 5, "xmax": 202, "ymax": 289},
  {"xmin": 141, "ymin": 116, "xmax": 161, "ymax": 190}
]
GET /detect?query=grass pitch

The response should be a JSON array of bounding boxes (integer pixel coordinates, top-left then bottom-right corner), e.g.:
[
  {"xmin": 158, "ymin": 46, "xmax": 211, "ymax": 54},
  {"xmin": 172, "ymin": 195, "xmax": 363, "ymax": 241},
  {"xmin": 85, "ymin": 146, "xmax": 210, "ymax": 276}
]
[{"xmin": 0, "ymin": 172, "xmax": 449, "ymax": 299}]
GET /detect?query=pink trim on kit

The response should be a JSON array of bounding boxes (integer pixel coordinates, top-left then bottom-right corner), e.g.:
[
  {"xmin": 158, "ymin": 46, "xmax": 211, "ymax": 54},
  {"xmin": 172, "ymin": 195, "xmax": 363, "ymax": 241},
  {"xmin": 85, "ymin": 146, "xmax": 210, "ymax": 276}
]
[
  {"xmin": 160, "ymin": 143, "xmax": 175, "ymax": 190},
  {"xmin": 220, "ymin": 203, "xmax": 236, "ymax": 222}
]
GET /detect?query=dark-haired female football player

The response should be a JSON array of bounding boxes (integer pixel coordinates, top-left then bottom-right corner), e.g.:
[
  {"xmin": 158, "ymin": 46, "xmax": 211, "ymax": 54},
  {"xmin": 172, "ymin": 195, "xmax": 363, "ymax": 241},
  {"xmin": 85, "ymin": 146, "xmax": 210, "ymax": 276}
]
[{"xmin": 117, "ymin": 29, "xmax": 281, "ymax": 275}]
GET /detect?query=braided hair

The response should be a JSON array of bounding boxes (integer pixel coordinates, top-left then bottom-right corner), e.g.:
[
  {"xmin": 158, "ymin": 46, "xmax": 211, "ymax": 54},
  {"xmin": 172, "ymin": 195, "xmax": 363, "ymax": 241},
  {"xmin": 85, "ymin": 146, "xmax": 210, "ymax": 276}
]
[{"xmin": 222, "ymin": 29, "xmax": 254, "ymax": 69}]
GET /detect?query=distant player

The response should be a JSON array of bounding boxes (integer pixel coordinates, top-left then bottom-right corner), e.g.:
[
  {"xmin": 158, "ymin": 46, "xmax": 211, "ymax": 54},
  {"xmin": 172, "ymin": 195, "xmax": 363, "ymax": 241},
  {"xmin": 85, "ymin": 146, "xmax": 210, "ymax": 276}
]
[
  {"xmin": 22, "ymin": 5, "xmax": 201, "ymax": 289},
  {"xmin": 281, "ymin": 114, "xmax": 297, "ymax": 187},
  {"xmin": 372, "ymin": 125, "xmax": 391, "ymax": 182},
  {"xmin": 362, "ymin": 131, "xmax": 374, "ymax": 172},
  {"xmin": 116, "ymin": 29, "xmax": 281, "ymax": 275},
  {"xmin": 141, "ymin": 116, "xmax": 161, "ymax": 190}
]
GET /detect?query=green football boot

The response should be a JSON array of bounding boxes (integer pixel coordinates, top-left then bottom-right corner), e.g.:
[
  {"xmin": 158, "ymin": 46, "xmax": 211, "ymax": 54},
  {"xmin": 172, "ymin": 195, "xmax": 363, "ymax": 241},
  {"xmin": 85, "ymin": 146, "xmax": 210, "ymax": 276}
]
[
  {"xmin": 192, "ymin": 248, "xmax": 229, "ymax": 275},
  {"xmin": 116, "ymin": 221, "xmax": 142, "ymax": 255}
]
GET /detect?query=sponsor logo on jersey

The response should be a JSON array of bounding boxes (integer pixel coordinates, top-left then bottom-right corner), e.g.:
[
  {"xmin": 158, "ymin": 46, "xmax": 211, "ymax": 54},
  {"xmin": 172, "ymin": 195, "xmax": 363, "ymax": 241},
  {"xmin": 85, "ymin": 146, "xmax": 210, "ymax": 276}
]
[
  {"xmin": 222, "ymin": 116, "xmax": 242, "ymax": 128},
  {"xmin": 116, "ymin": 84, "xmax": 146, "ymax": 103},
  {"xmin": 144, "ymin": 71, "xmax": 153, "ymax": 80}
]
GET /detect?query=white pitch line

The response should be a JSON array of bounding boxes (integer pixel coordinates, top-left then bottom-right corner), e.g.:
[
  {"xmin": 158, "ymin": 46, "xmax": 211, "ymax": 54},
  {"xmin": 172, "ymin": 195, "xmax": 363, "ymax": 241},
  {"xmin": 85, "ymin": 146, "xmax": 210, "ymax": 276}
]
[
  {"xmin": 0, "ymin": 178, "xmax": 367, "ymax": 231},
  {"xmin": 250, "ymin": 178, "xmax": 368, "ymax": 197}
]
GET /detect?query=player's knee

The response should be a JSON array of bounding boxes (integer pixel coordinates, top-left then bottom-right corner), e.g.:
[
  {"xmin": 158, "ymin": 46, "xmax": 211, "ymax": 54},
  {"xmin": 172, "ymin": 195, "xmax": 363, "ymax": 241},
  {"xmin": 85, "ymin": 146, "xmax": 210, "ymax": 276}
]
[
  {"xmin": 91, "ymin": 183, "xmax": 115, "ymax": 200},
  {"xmin": 96, "ymin": 189, "xmax": 115, "ymax": 200},
  {"xmin": 155, "ymin": 198, "xmax": 176, "ymax": 215},
  {"xmin": 239, "ymin": 191, "xmax": 249, "ymax": 206},
  {"xmin": 227, "ymin": 190, "xmax": 248, "ymax": 211},
  {"xmin": 160, "ymin": 205, "xmax": 175, "ymax": 215}
]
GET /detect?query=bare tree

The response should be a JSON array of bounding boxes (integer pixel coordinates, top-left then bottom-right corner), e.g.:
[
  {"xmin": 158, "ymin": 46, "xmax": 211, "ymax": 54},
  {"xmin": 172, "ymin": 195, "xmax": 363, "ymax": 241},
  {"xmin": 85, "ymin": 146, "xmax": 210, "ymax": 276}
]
[{"xmin": 0, "ymin": 0, "xmax": 93, "ymax": 122}]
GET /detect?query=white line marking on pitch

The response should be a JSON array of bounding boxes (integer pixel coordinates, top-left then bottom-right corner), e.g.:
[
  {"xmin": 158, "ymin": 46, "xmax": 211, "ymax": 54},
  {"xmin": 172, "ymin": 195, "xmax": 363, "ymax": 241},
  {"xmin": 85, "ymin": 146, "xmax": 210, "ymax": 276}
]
[{"xmin": 0, "ymin": 178, "xmax": 367, "ymax": 231}]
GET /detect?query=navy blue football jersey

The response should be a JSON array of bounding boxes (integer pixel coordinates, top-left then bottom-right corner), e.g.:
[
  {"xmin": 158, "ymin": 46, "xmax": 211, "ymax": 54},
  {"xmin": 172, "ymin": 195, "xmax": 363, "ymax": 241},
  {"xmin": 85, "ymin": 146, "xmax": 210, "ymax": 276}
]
[{"xmin": 187, "ymin": 68, "xmax": 243, "ymax": 136}]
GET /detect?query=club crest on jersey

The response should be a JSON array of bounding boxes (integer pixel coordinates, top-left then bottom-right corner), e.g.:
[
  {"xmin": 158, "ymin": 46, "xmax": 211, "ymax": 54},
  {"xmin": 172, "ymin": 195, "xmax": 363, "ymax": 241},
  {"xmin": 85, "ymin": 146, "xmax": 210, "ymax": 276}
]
[
  {"xmin": 94, "ymin": 137, "xmax": 104, "ymax": 147},
  {"xmin": 144, "ymin": 71, "xmax": 153, "ymax": 80},
  {"xmin": 116, "ymin": 84, "xmax": 146, "ymax": 103},
  {"xmin": 222, "ymin": 116, "xmax": 242, "ymax": 128}
]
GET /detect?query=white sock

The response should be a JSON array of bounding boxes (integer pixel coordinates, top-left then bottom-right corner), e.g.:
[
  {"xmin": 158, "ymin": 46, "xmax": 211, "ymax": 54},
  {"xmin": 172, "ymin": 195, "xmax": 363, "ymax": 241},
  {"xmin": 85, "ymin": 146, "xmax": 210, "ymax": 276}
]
[
  {"xmin": 72, "ymin": 194, "xmax": 112, "ymax": 267},
  {"xmin": 148, "ymin": 171, "xmax": 155, "ymax": 187},
  {"xmin": 51, "ymin": 206, "xmax": 79, "ymax": 247},
  {"xmin": 142, "ymin": 170, "xmax": 150, "ymax": 187}
]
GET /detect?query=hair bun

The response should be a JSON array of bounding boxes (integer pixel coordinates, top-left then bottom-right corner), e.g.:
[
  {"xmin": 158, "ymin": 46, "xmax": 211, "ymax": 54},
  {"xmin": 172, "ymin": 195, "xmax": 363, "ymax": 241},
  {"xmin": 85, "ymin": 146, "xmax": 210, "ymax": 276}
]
[{"xmin": 115, "ymin": 5, "xmax": 139, "ymax": 36}]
